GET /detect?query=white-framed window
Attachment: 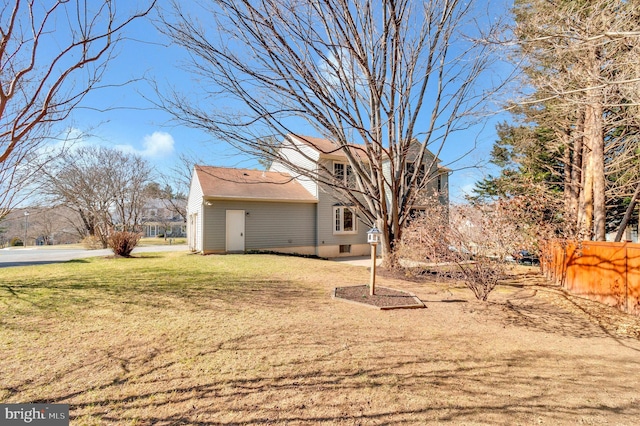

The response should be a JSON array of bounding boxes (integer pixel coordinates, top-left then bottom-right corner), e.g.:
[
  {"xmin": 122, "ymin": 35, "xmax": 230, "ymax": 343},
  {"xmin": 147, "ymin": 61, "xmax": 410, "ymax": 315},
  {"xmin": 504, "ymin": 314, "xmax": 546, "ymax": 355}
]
[
  {"xmin": 334, "ymin": 206, "xmax": 357, "ymax": 234},
  {"xmin": 405, "ymin": 161, "xmax": 426, "ymax": 188},
  {"xmin": 334, "ymin": 162, "xmax": 355, "ymax": 188}
]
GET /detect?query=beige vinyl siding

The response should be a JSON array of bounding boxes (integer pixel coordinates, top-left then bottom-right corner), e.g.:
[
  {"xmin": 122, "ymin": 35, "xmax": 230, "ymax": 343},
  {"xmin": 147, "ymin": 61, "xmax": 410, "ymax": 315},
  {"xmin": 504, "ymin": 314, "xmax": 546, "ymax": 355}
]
[
  {"xmin": 437, "ymin": 172, "xmax": 449, "ymax": 205},
  {"xmin": 202, "ymin": 200, "xmax": 316, "ymax": 253},
  {"xmin": 202, "ymin": 202, "xmax": 222, "ymax": 252},
  {"xmin": 381, "ymin": 151, "xmax": 449, "ymax": 207},
  {"xmin": 381, "ymin": 159, "xmax": 394, "ymax": 207},
  {"xmin": 421, "ymin": 170, "xmax": 449, "ymax": 205},
  {"xmin": 316, "ymin": 182, "xmax": 369, "ymax": 248},
  {"xmin": 186, "ymin": 171, "xmax": 204, "ymax": 252},
  {"xmin": 269, "ymin": 136, "xmax": 319, "ymax": 197}
]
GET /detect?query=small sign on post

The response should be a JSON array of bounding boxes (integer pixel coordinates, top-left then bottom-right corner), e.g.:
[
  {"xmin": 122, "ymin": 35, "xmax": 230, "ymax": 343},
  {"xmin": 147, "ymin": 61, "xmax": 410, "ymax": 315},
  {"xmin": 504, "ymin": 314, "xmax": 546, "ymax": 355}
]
[{"xmin": 367, "ymin": 226, "xmax": 382, "ymax": 296}]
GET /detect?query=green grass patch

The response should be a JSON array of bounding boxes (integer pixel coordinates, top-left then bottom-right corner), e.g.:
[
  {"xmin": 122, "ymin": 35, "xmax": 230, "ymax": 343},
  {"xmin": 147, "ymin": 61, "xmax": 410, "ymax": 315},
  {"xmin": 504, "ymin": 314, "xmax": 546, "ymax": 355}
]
[{"xmin": 0, "ymin": 252, "xmax": 322, "ymax": 320}]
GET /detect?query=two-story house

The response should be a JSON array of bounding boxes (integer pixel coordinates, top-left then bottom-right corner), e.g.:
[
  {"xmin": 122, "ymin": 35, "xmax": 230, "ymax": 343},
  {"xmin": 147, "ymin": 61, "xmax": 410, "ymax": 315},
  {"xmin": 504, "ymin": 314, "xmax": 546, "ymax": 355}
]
[
  {"xmin": 186, "ymin": 134, "xmax": 449, "ymax": 257},
  {"xmin": 142, "ymin": 198, "xmax": 187, "ymax": 239}
]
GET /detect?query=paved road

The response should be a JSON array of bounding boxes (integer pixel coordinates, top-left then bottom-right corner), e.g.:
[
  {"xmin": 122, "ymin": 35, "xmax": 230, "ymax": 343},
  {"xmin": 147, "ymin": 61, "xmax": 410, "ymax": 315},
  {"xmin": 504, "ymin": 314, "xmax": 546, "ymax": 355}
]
[{"xmin": 0, "ymin": 245, "xmax": 189, "ymax": 268}]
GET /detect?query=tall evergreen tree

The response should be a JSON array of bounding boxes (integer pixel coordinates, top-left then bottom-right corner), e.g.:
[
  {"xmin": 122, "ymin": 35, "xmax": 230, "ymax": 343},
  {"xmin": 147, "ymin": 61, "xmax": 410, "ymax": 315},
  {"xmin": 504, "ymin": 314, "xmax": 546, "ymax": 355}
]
[{"xmin": 477, "ymin": 0, "xmax": 640, "ymax": 240}]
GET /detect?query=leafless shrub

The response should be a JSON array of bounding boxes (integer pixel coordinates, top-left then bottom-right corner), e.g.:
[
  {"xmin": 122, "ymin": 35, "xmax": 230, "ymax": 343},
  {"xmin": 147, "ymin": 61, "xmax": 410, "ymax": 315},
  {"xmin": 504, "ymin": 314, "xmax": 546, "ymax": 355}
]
[
  {"xmin": 454, "ymin": 261, "xmax": 505, "ymax": 302},
  {"xmin": 396, "ymin": 201, "xmax": 539, "ymax": 301},
  {"xmin": 107, "ymin": 231, "xmax": 142, "ymax": 258}
]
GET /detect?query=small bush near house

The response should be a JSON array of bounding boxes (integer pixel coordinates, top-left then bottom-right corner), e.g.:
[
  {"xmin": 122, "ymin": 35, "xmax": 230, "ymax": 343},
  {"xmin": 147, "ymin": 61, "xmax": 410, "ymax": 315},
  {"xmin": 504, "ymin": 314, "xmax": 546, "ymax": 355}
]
[
  {"xmin": 82, "ymin": 235, "xmax": 103, "ymax": 250},
  {"xmin": 108, "ymin": 231, "xmax": 142, "ymax": 257},
  {"xmin": 10, "ymin": 237, "xmax": 23, "ymax": 246}
]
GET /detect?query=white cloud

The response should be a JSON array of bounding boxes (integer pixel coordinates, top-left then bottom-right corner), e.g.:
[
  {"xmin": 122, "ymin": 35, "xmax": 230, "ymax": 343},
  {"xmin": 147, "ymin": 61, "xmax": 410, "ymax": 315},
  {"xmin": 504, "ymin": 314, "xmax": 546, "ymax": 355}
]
[
  {"xmin": 116, "ymin": 131, "xmax": 175, "ymax": 158},
  {"xmin": 141, "ymin": 131, "xmax": 175, "ymax": 157}
]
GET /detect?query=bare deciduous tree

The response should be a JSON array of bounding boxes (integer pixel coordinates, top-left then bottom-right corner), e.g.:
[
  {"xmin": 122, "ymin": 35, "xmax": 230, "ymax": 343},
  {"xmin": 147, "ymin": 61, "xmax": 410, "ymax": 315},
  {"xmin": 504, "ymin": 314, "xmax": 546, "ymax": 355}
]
[
  {"xmin": 0, "ymin": 0, "xmax": 155, "ymax": 217},
  {"xmin": 156, "ymin": 0, "xmax": 507, "ymax": 263},
  {"xmin": 0, "ymin": 136, "xmax": 45, "ymax": 220},
  {"xmin": 45, "ymin": 145, "xmax": 154, "ymax": 248}
]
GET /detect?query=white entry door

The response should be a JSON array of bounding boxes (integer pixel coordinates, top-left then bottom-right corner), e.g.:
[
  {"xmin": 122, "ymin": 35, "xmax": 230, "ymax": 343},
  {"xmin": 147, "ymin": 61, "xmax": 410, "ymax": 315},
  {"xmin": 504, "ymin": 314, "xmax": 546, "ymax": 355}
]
[{"xmin": 226, "ymin": 210, "xmax": 245, "ymax": 252}]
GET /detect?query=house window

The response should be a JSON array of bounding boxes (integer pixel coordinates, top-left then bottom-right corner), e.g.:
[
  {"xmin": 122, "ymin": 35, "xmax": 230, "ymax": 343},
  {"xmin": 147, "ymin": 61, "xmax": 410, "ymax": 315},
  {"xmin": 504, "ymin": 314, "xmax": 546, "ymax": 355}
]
[
  {"xmin": 339, "ymin": 244, "xmax": 351, "ymax": 253},
  {"xmin": 334, "ymin": 162, "xmax": 355, "ymax": 188},
  {"xmin": 405, "ymin": 162, "xmax": 426, "ymax": 188},
  {"xmin": 334, "ymin": 206, "xmax": 357, "ymax": 234}
]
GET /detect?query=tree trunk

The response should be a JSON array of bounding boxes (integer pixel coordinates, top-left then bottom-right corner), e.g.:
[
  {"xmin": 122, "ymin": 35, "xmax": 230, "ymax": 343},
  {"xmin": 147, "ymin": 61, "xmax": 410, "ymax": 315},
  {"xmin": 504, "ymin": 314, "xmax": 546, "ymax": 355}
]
[
  {"xmin": 579, "ymin": 111, "xmax": 594, "ymax": 240},
  {"xmin": 591, "ymin": 100, "xmax": 606, "ymax": 241},
  {"xmin": 568, "ymin": 113, "xmax": 584, "ymax": 230},
  {"xmin": 562, "ymin": 130, "xmax": 576, "ymax": 228},
  {"xmin": 614, "ymin": 182, "xmax": 640, "ymax": 242},
  {"xmin": 584, "ymin": 44, "xmax": 607, "ymax": 241},
  {"xmin": 579, "ymin": 102, "xmax": 606, "ymax": 241}
]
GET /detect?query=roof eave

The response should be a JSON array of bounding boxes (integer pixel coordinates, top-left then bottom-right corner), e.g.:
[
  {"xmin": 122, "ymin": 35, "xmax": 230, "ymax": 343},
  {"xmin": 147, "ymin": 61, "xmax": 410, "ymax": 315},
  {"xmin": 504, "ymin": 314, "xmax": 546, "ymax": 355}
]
[{"xmin": 203, "ymin": 196, "xmax": 318, "ymax": 204}]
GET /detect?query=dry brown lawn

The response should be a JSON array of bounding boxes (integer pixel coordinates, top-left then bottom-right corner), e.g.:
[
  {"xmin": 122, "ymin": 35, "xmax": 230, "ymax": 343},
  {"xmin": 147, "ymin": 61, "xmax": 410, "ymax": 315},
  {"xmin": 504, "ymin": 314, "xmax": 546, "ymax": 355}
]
[{"xmin": 1, "ymin": 252, "xmax": 640, "ymax": 425}]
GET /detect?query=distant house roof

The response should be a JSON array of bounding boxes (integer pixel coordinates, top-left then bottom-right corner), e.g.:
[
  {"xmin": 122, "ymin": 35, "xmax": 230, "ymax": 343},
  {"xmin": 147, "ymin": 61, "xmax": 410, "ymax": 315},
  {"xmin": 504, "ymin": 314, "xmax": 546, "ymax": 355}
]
[{"xmin": 195, "ymin": 166, "xmax": 317, "ymax": 203}]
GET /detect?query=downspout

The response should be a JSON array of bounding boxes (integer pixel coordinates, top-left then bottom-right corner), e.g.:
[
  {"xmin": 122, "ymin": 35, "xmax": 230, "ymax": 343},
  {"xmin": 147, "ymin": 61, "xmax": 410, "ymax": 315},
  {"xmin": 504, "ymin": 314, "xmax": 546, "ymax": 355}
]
[
  {"xmin": 314, "ymin": 163, "xmax": 320, "ymax": 257},
  {"xmin": 315, "ymin": 201, "xmax": 319, "ymax": 257}
]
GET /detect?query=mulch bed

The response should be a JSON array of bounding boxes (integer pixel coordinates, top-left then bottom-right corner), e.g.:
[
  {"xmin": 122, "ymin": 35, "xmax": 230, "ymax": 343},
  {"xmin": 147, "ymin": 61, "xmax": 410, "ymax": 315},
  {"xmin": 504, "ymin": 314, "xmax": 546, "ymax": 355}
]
[{"xmin": 333, "ymin": 285, "xmax": 425, "ymax": 310}]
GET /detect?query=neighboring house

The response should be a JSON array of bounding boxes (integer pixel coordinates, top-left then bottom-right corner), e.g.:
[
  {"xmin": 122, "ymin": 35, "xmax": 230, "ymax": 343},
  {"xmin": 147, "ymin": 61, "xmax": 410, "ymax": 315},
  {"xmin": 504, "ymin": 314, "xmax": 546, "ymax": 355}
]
[
  {"xmin": 187, "ymin": 134, "xmax": 449, "ymax": 257},
  {"xmin": 142, "ymin": 198, "xmax": 187, "ymax": 238}
]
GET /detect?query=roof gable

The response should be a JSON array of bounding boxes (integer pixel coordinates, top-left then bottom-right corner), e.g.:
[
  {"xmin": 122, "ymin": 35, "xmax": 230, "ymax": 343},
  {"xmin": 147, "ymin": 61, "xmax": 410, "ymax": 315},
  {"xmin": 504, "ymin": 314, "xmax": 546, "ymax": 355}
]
[{"xmin": 194, "ymin": 166, "xmax": 317, "ymax": 203}]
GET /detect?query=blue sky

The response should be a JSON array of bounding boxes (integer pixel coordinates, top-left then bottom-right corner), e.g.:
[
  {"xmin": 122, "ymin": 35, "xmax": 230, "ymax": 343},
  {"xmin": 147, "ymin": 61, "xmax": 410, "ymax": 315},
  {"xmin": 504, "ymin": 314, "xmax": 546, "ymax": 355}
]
[
  {"xmin": 66, "ymin": 1, "xmax": 510, "ymax": 202},
  {"xmin": 69, "ymin": 9, "xmax": 239, "ymax": 174}
]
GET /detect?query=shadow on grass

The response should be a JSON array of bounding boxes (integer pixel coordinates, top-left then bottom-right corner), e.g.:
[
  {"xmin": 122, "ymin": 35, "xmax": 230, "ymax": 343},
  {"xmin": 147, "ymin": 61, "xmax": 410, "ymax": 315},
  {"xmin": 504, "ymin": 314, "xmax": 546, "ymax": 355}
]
[
  {"xmin": 489, "ymin": 279, "xmax": 640, "ymax": 342},
  {"xmin": 14, "ymin": 332, "xmax": 640, "ymax": 425},
  {"xmin": 0, "ymin": 253, "xmax": 322, "ymax": 315},
  {"xmin": 3, "ymin": 254, "xmax": 640, "ymax": 425},
  {"xmin": 0, "ymin": 276, "xmax": 308, "ymax": 315}
]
